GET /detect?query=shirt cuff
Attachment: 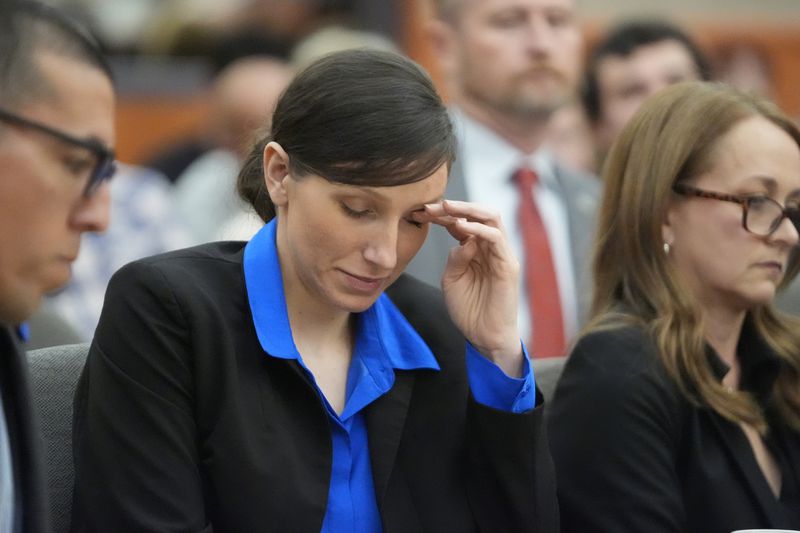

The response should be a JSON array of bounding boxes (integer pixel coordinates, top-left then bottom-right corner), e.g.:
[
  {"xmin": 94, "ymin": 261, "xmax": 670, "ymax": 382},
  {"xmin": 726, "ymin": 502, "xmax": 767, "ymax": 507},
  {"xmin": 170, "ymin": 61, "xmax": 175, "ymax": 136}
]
[{"xmin": 466, "ymin": 342, "xmax": 536, "ymax": 412}]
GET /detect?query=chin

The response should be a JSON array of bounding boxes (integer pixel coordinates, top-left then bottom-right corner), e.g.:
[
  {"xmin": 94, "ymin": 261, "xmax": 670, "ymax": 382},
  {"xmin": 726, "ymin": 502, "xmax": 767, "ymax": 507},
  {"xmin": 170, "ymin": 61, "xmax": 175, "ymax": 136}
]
[
  {"xmin": 42, "ymin": 269, "xmax": 72, "ymax": 294},
  {"xmin": 739, "ymin": 286, "xmax": 778, "ymax": 309},
  {"xmin": 0, "ymin": 288, "xmax": 42, "ymax": 324},
  {"xmin": 337, "ymin": 294, "xmax": 381, "ymax": 314},
  {"xmin": 324, "ymin": 274, "xmax": 391, "ymax": 314}
]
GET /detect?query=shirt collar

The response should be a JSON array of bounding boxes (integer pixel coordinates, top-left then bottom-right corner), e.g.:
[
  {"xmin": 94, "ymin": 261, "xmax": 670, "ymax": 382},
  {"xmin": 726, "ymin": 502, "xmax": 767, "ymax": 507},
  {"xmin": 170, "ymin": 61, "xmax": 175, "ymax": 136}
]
[
  {"xmin": 452, "ymin": 106, "xmax": 557, "ymax": 187},
  {"xmin": 243, "ymin": 219, "xmax": 440, "ymax": 372},
  {"xmin": 15, "ymin": 323, "xmax": 29, "ymax": 343},
  {"xmin": 705, "ymin": 314, "xmax": 782, "ymax": 402}
]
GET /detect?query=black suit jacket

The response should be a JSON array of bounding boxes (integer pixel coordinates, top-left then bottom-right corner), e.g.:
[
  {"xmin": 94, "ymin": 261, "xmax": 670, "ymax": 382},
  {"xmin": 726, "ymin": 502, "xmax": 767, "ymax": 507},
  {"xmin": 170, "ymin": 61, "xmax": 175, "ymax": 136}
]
[
  {"xmin": 71, "ymin": 242, "xmax": 558, "ymax": 533},
  {"xmin": 0, "ymin": 326, "xmax": 49, "ymax": 533},
  {"xmin": 548, "ymin": 324, "xmax": 800, "ymax": 533}
]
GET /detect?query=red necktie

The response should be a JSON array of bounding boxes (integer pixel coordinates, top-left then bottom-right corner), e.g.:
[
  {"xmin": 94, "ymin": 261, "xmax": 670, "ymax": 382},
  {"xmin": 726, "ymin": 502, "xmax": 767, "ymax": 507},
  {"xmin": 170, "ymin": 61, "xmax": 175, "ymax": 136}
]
[{"xmin": 514, "ymin": 167, "xmax": 566, "ymax": 358}]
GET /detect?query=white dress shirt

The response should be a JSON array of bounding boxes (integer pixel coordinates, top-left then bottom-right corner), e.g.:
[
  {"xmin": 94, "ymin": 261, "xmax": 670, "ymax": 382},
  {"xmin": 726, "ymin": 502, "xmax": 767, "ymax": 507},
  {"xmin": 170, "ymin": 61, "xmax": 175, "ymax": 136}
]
[
  {"xmin": 0, "ymin": 392, "xmax": 15, "ymax": 533},
  {"xmin": 452, "ymin": 108, "xmax": 578, "ymax": 343}
]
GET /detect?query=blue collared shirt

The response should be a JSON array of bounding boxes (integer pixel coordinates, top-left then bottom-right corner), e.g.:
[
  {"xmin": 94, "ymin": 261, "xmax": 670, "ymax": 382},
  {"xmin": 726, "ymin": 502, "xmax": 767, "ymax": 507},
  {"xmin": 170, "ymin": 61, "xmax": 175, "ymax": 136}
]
[{"xmin": 244, "ymin": 219, "xmax": 535, "ymax": 532}]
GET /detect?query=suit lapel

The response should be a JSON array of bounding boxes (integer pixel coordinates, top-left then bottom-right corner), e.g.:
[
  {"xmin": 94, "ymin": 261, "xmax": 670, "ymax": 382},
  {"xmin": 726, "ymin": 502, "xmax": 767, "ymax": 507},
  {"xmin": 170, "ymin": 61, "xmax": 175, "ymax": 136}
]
[
  {"xmin": 551, "ymin": 164, "xmax": 599, "ymax": 325},
  {"xmin": 365, "ymin": 370, "xmax": 415, "ymax": 503},
  {"xmin": 0, "ymin": 327, "xmax": 48, "ymax": 533}
]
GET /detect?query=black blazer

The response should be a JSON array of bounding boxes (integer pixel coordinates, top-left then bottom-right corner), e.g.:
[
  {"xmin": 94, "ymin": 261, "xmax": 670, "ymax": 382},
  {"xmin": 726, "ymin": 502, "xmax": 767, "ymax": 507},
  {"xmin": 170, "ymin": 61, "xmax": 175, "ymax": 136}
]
[
  {"xmin": 548, "ymin": 324, "xmax": 800, "ymax": 533},
  {"xmin": 0, "ymin": 326, "xmax": 49, "ymax": 533},
  {"xmin": 71, "ymin": 242, "xmax": 558, "ymax": 533}
]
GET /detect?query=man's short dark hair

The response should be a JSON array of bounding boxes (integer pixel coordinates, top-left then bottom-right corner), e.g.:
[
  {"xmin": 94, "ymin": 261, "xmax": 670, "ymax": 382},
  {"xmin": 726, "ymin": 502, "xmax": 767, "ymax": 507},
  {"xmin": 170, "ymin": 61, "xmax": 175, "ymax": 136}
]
[
  {"xmin": 582, "ymin": 21, "xmax": 711, "ymax": 124},
  {"xmin": 0, "ymin": 0, "xmax": 112, "ymax": 106}
]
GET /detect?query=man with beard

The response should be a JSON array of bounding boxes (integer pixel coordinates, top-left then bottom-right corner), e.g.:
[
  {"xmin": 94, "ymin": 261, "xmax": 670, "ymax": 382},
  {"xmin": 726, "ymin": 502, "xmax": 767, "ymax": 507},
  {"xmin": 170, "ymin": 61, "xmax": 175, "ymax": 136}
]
[{"xmin": 406, "ymin": 0, "xmax": 600, "ymax": 358}]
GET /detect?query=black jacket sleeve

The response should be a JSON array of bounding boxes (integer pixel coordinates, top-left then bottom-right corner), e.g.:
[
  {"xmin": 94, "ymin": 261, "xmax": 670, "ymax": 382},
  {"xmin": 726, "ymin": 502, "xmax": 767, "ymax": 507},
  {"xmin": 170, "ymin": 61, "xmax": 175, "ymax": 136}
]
[
  {"xmin": 387, "ymin": 274, "xmax": 559, "ymax": 533},
  {"xmin": 72, "ymin": 259, "xmax": 212, "ymax": 533}
]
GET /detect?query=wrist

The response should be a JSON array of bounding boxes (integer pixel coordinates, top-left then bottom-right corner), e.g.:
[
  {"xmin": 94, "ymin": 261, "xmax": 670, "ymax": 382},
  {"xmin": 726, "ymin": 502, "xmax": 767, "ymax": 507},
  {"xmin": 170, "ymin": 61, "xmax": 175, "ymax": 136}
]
[{"xmin": 473, "ymin": 339, "xmax": 525, "ymax": 377}]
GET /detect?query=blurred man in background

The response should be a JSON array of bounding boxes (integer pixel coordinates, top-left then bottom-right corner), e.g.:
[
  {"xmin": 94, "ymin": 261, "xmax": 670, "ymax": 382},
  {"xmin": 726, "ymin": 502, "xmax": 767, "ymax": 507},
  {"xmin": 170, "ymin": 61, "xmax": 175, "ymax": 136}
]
[
  {"xmin": 582, "ymin": 20, "xmax": 711, "ymax": 169},
  {"xmin": 173, "ymin": 56, "xmax": 294, "ymax": 243},
  {"xmin": 407, "ymin": 0, "xmax": 600, "ymax": 358},
  {"xmin": 0, "ymin": 1, "xmax": 114, "ymax": 530}
]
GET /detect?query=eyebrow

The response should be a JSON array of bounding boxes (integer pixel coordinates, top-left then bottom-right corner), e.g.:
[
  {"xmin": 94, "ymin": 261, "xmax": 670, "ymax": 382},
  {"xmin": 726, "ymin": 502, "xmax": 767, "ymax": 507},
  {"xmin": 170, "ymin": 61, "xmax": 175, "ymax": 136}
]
[
  {"xmin": 742, "ymin": 175, "xmax": 777, "ymax": 194},
  {"xmin": 744, "ymin": 175, "xmax": 800, "ymax": 201}
]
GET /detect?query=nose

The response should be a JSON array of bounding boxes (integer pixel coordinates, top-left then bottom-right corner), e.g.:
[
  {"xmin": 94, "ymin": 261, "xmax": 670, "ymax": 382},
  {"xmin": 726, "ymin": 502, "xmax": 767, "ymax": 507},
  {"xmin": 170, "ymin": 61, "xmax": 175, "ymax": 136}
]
[
  {"xmin": 771, "ymin": 214, "xmax": 800, "ymax": 247},
  {"xmin": 362, "ymin": 223, "xmax": 398, "ymax": 271},
  {"xmin": 525, "ymin": 14, "xmax": 557, "ymax": 56},
  {"xmin": 69, "ymin": 182, "xmax": 111, "ymax": 233}
]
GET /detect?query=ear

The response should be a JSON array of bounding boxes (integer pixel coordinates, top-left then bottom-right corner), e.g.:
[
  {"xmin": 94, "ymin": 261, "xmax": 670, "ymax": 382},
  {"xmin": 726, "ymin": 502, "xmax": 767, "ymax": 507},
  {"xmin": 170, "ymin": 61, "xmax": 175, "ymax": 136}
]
[{"xmin": 263, "ymin": 141, "xmax": 291, "ymax": 208}]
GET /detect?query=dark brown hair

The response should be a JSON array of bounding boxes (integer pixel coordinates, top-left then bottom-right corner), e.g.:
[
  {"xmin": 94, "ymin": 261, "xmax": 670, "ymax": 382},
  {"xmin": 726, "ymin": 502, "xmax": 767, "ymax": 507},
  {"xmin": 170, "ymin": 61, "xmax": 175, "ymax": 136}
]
[
  {"xmin": 237, "ymin": 48, "xmax": 456, "ymax": 222},
  {"xmin": 0, "ymin": 1, "xmax": 112, "ymax": 107}
]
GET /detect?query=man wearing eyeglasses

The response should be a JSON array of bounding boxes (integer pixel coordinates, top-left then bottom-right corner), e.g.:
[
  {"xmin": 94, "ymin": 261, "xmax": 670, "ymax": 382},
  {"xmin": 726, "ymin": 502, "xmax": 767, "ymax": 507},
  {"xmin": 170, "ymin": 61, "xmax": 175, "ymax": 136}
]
[{"xmin": 0, "ymin": 1, "xmax": 114, "ymax": 531}]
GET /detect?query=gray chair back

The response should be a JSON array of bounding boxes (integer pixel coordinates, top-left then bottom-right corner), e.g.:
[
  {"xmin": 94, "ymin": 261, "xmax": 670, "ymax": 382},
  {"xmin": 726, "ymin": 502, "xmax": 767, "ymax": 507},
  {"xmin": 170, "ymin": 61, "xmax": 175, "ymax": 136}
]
[
  {"xmin": 532, "ymin": 357, "xmax": 566, "ymax": 402},
  {"xmin": 27, "ymin": 342, "xmax": 90, "ymax": 533}
]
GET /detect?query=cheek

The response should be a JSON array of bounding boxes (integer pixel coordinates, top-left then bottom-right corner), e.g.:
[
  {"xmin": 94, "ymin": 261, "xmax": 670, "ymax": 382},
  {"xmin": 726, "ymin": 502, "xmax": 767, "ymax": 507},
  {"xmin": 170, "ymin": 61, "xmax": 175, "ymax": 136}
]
[
  {"xmin": 466, "ymin": 36, "xmax": 508, "ymax": 70},
  {"xmin": 0, "ymin": 189, "xmax": 60, "ymax": 256},
  {"xmin": 555, "ymin": 32, "xmax": 583, "ymax": 70},
  {"xmin": 674, "ymin": 211, "xmax": 750, "ymax": 283},
  {"xmin": 395, "ymin": 225, "xmax": 429, "ymax": 269},
  {"xmin": 294, "ymin": 217, "xmax": 339, "ymax": 262},
  {"xmin": 291, "ymin": 209, "xmax": 365, "ymax": 268}
]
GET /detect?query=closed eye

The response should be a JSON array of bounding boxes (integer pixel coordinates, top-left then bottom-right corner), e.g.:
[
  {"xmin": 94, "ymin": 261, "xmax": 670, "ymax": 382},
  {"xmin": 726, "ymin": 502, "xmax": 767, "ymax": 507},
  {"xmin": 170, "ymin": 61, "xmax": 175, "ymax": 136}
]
[
  {"xmin": 745, "ymin": 195, "xmax": 769, "ymax": 205},
  {"xmin": 340, "ymin": 202, "xmax": 373, "ymax": 219},
  {"xmin": 62, "ymin": 154, "xmax": 93, "ymax": 178}
]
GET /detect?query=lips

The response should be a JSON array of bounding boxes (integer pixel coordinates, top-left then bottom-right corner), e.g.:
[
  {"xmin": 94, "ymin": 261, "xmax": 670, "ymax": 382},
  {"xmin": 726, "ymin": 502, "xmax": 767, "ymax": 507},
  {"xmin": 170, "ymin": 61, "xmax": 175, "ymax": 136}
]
[
  {"xmin": 756, "ymin": 261, "xmax": 784, "ymax": 275},
  {"xmin": 339, "ymin": 269, "xmax": 387, "ymax": 293}
]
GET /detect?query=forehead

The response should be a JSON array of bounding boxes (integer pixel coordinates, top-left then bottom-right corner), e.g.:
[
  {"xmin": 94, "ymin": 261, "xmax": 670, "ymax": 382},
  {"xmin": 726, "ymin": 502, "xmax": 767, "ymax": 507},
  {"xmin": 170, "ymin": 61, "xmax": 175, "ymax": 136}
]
[
  {"xmin": 457, "ymin": 0, "xmax": 575, "ymax": 15},
  {"xmin": 705, "ymin": 116, "xmax": 800, "ymax": 192},
  {"xmin": 324, "ymin": 164, "xmax": 449, "ymax": 206},
  {"xmin": 17, "ymin": 51, "xmax": 115, "ymax": 146}
]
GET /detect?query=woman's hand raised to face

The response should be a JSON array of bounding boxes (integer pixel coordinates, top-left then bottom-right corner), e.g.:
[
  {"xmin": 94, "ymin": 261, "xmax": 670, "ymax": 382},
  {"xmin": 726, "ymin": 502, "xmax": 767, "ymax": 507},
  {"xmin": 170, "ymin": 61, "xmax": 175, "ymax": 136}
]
[{"xmin": 412, "ymin": 200, "xmax": 524, "ymax": 377}]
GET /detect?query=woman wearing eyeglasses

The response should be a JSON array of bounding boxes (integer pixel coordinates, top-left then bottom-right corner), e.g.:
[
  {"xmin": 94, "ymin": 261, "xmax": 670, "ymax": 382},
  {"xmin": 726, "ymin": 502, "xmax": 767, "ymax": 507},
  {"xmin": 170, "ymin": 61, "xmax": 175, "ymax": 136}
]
[{"xmin": 549, "ymin": 81, "xmax": 800, "ymax": 533}]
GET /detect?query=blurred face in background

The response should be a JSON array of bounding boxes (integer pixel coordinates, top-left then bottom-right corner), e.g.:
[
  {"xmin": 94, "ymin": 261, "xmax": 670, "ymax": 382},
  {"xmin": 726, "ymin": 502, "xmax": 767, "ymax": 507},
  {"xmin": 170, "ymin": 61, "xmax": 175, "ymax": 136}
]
[
  {"xmin": 664, "ymin": 115, "xmax": 800, "ymax": 316},
  {"xmin": 210, "ymin": 57, "xmax": 294, "ymax": 158},
  {"xmin": 0, "ymin": 51, "xmax": 114, "ymax": 324},
  {"xmin": 595, "ymin": 39, "xmax": 701, "ymax": 153},
  {"xmin": 434, "ymin": 0, "xmax": 583, "ymax": 119}
]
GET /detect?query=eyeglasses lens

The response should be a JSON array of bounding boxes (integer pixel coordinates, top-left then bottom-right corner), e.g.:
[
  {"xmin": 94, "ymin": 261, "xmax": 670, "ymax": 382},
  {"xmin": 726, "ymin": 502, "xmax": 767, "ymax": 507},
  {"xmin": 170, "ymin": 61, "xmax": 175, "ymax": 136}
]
[
  {"xmin": 746, "ymin": 197, "xmax": 783, "ymax": 235},
  {"xmin": 84, "ymin": 155, "xmax": 116, "ymax": 197}
]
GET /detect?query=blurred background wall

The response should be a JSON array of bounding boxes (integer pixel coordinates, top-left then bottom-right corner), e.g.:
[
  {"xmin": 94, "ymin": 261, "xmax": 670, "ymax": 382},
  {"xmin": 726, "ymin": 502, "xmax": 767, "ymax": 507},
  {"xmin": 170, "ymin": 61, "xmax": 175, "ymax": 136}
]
[
  {"xmin": 33, "ymin": 0, "xmax": 799, "ymax": 165},
  {"xmin": 577, "ymin": 0, "xmax": 799, "ymax": 20}
]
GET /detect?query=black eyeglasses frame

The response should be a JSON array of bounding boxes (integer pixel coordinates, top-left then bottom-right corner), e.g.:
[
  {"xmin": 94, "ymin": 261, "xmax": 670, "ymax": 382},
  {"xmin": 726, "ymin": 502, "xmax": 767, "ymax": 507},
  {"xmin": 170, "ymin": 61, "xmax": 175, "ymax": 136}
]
[{"xmin": 0, "ymin": 107, "xmax": 115, "ymax": 197}]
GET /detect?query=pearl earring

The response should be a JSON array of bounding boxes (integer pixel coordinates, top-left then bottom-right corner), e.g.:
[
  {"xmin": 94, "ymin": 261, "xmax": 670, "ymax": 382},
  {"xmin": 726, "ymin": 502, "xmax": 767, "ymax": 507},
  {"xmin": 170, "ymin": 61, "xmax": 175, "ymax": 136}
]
[{"xmin": 663, "ymin": 242, "xmax": 671, "ymax": 255}]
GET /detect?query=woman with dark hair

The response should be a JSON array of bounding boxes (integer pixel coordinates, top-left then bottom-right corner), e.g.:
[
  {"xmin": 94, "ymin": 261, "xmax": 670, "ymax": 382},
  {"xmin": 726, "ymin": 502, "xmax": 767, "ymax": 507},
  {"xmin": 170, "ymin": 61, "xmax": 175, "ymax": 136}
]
[
  {"xmin": 71, "ymin": 49, "xmax": 557, "ymax": 532},
  {"xmin": 549, "ymin": 81, "xmax": 800, "ymax": 532}
]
